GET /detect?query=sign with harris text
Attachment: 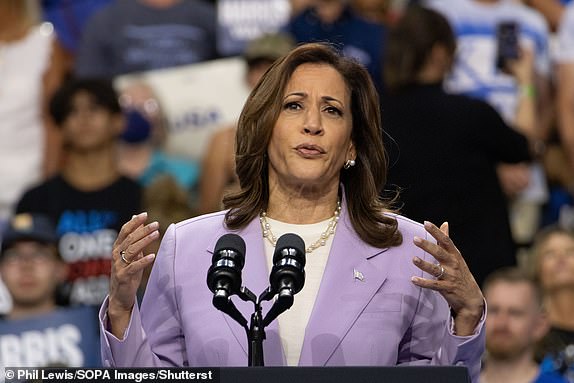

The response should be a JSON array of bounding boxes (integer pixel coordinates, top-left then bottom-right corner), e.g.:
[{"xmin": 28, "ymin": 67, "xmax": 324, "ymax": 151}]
[{"xmin": 0, "ymin": 306, "xmax": 100, "ymax": 368}]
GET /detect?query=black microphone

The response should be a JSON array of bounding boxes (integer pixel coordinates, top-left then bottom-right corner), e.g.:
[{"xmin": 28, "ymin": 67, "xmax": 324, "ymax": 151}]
[
  {"xmin": 263, "ymin": 233, "xmax": 306, "ymax": 327},
  {"xmin": 270, "ymin": 233, "xmax": 306, "ymax": 296},
  {"xmin": 207, "ymin": 234, "xmax": 246, "ymax": 308}
]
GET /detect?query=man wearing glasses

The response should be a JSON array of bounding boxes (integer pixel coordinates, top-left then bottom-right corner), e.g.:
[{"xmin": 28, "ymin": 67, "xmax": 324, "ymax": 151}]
[{"xmin": 0, "ymin": 213, "xmax": 67, "ymax": 320}]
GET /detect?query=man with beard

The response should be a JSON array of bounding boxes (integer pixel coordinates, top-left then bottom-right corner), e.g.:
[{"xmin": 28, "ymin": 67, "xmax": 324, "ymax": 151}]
[{"xmin": 481, "ymin": 268, "xmax": 566, "ymax": 383}]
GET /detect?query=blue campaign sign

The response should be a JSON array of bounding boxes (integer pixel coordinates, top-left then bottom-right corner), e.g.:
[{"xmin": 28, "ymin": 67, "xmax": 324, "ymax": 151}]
[{"xmin": 0, "ymin": 306, "xmax": 100, "ymax": 368}]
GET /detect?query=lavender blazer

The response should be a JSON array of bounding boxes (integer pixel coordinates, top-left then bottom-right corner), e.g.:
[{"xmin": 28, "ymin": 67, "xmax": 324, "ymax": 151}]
[{"xmin": 99, "ymin": 201, "xmax": 485, "ymax": 382}]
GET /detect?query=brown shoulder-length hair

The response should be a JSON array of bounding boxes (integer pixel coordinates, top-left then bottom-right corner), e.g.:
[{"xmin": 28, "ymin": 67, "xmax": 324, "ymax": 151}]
[
  {"xmin": 384, "ymin": 6, "xmax": 456, "ymax": 92},
  {"xmin": 223, "ymin": 42, "xmax": 402, "ymax": 249}
]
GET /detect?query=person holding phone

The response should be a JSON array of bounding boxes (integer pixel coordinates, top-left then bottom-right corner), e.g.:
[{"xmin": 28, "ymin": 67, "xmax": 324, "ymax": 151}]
[
  {"xmin": 425, "ymin": 0, "xmax": 552, "ymax": 246},
  {"xmin": 425, "ymin": 0, "xmax": 550, "ymax": 134},
  {"xmin": 383, "ymin": 6, "xmax": 534, "ymax": 287}
]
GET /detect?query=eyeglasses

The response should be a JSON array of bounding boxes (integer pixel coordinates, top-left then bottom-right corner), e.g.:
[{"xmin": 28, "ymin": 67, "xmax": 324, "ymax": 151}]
[{"xmin": 1, "ymin": 249, "xmax": 57, "ymax": 265}]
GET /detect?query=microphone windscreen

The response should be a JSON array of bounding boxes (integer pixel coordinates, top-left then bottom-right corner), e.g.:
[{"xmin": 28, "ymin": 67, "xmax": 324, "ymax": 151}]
[
  {"xmin": 214, "ymin": 233, "xmax": 246, "ymax": 256},
  {"xmin": 273, "ymin": 233, "xmax": 306, "ymax": 265}
]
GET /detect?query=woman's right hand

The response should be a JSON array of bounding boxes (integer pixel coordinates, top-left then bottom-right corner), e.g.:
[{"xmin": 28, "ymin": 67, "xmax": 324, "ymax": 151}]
[{"xmin": 108, "ymin": 212, "xmax": 159, "ymax": 338}]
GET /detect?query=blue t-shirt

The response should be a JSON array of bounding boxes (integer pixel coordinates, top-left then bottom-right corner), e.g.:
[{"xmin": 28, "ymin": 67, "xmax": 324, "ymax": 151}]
[
  {"xmin": 285, "ymin": 5, "xmax": 386, "ymax": 92},
  {"xmin": 538, "ymin": 356, "xmax": 573, "ymax": 383},
  {"xmin": 41, "ymin": 0, "xmax": 113, "ymax": 53}
]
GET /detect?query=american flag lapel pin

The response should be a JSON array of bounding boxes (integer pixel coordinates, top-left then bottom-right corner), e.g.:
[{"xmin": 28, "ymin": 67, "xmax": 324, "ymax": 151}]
[{"xmin": 353, "ymin": 268, "xmax": 365, "ymax": 282}]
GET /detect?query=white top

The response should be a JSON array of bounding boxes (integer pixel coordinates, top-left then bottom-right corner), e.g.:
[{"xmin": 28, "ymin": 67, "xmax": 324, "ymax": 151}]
[
  {"xmin": 556, "ymin": 3, "xmax": 574, "ymax": 63},
  {"xmin": 262, "ymin": 217, "xmax": 335, "ymax": 366},
  {"xmin": 0, "ymin": 23, "xmax": 54, "ymax": 222},
  {"xmin": 425, "ymin": 0, "xmax": 550, "ymax": 123}
]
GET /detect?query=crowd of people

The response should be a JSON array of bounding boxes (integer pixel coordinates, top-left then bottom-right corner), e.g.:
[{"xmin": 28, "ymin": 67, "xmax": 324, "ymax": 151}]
[{"xmin": 0, "ymin": 0, "xmax": 573, "ymax": 381}]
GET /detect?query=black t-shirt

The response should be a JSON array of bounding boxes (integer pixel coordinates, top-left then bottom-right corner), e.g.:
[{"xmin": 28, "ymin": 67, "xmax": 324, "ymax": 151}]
[
  {"xmin": 382, "ymin": 83, "xmax": 531, "ymax": 286},
  {"xmin": 16, "ymin": 175, "xmax": 142, "ymax": 306}
]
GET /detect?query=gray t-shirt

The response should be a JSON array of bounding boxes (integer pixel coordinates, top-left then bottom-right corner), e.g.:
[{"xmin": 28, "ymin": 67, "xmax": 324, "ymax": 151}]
[{"xmin": 75, "ymin": 0, "xmax": 217, "ymax": 77}]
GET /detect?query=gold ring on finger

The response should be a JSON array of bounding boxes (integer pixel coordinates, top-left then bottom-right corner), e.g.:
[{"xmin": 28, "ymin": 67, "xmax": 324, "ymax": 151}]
[
  {"xmin": 436, "ymin": 265, "xmax": 445, "ymax": 280},
  {"xmin": 120, "ymin": 250, "xmax": 132, "ymax": 265}
]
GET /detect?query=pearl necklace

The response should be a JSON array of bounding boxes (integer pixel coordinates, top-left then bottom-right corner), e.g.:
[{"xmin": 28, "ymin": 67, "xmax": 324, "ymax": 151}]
[{"xmin": 259, "ymin": 200, "xmax": 342, "ymax": 254}]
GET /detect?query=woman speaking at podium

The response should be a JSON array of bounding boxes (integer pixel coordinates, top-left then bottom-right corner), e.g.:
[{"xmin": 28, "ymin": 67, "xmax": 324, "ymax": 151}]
[{"xmin": 99, "ymin": 42, "xmax": 485, "ymax": 382}]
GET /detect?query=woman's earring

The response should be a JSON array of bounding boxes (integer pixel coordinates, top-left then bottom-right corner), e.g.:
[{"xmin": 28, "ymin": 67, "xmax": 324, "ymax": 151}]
[{"xmin": 344, "ymin": 159, "xmax": 356, "ymax": 169}]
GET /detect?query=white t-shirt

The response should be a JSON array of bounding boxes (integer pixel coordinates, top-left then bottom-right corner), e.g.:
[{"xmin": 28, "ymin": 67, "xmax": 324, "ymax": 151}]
[
  {"xmin": 262, "ymin": 216, "xmax": 335, "ymax": 366},
  {"xmin": 0, "ymin": 23, "xmax": 54, "ymax": 222},
  {"xmin": 426, "ymin": 0, "xmax": 550, "ymax": 123}
]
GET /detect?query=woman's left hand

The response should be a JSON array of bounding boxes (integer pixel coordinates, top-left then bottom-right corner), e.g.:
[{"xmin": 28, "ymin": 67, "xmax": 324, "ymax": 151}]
[{"xmin": 411, "ymin": 221, "xmax": 485, "ymax": 336}]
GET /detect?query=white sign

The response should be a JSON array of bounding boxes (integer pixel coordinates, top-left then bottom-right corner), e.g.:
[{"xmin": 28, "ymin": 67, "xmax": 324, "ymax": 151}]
[
  {"xmin": 117, "ymin": 57, "xmax": 251, "ymax": 162},
  {"xmin": 217, "ymin": 0, "xmax": 291, "ymax": 56}
]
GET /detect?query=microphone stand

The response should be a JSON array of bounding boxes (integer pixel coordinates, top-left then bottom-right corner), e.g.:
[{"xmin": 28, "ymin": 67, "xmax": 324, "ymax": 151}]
[
  {"xmin": 216, "ymin": 284, "xmax": 296, "ymax": 366},
  {"xmin": 236, "ymin": 286, "xmax": 265, "ymax": 366},
  {"xmin": 248, "ymin": 304, "xmax": 265, "ymax": 366}
]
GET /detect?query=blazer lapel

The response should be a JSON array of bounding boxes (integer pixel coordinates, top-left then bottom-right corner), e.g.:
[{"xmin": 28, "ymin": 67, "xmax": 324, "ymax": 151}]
[
  {"xmin": 206, "ymin": 216, "xmax": 285, "ymax": 365},
  {"xmin": 298, "ymin": 203, "xmax": 390, "ymax": 366}
]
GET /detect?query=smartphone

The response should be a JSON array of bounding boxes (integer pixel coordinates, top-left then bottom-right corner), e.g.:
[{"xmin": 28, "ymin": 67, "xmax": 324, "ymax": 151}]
[{"xmin": 496, "ymin": 21, "xmax": 520, "ymax": 70}]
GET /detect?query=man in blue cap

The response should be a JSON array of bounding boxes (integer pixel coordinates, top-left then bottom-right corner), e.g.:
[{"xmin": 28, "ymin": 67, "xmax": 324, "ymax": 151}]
[{"xmin": 0, "ymin": 213, "xmax": 67, "ymax": 320}]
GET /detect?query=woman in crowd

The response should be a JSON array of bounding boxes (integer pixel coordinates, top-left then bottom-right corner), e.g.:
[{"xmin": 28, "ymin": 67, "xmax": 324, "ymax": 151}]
[
  {"xmin": 0, "ymin": 0, "xmax": 66, "ymax": 227},
  {"xmin": 532, "ymin": 226, "xmax": 574, "ymax": 378},
  {"xmin": 382, "ymin": 6, "xmax": 534, "ymax": 286}
]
